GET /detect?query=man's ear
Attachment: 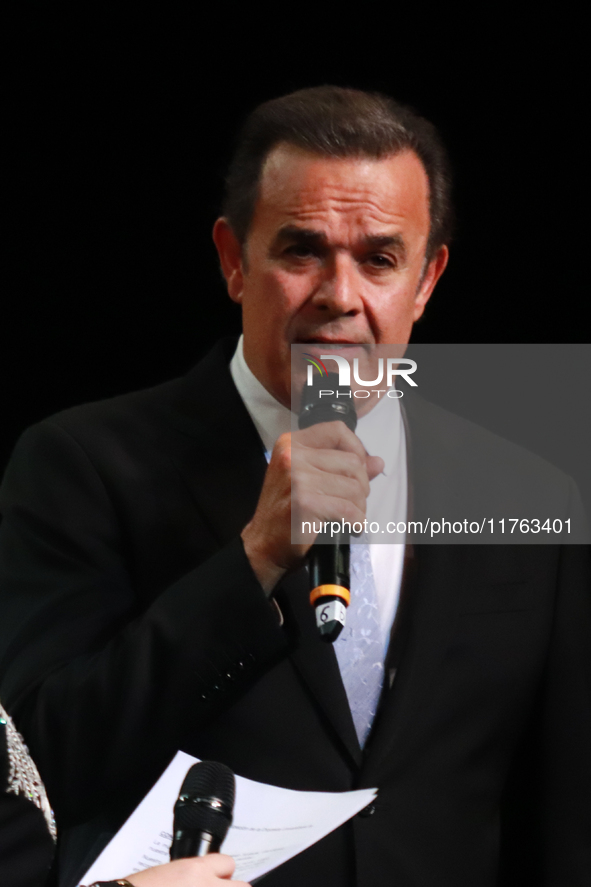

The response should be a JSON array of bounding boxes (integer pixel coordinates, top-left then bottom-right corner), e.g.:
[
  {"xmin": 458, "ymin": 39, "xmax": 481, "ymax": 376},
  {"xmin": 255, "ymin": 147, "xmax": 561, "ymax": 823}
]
[
  {"xmin": 413, "ymin": 245, "xmax": 449, "ymax": 321},
  {"xmin": 212, "ymin": 218, "xmax": 245, "ymax": 304}
]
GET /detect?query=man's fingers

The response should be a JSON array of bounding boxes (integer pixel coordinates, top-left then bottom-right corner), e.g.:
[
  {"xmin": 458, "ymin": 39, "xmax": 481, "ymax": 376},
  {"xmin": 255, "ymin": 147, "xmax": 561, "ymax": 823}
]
[
  {"xmin": 295, "ymin": 473, "xmax": 370, "ymax": 518},
  {"xmin": 294, "ymin": 423, "xmax": 384, "ymax": 483},
  {"xmin": 293, "ymin": 492, "xmax": 368, "ymax": 531},
  {"xmin": 293, "ymin": 448, "xmax": 371, "ymax": 496},
  {"xmin": 296, "ymin": 421, "xmax": 368, "ymax": 461}
]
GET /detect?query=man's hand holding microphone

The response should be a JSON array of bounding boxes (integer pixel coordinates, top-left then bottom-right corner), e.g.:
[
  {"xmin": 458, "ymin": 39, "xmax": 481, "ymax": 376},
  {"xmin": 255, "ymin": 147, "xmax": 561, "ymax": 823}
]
[{"xmin": 241, "ymin": 416, "xmax": 384, "ymax": 595}]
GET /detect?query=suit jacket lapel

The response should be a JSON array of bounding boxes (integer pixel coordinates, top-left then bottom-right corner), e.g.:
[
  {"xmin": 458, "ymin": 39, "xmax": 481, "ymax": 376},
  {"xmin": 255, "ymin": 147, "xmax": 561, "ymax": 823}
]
[
  {"xmin": 360, "ymin": 393, "xmax": 469, "ymax": 780},
  {"xmin": 360, "ymin": 544, "xmax": 466, "ymax": 781},
  {"xmin": 165, "ymin": 340, "xmax": 362, "ymax": 766}
]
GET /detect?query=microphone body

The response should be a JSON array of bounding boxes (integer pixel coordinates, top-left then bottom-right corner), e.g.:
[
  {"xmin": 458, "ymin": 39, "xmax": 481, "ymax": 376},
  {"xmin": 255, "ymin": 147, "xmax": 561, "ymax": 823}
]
[
  {"xmin": 170, "ymin": 761, "xmax": 235, "ymax": 860},
  {"xmin": 299, "ymin": 372, "xmax": 358, "ymax": 642},
  {"xmin": 308, "ymin": 536, "xmax": 351, "ymax": 642},
  {"xmin": 172, "ymin": 830, "xmax": 216, "ymax": 859}
]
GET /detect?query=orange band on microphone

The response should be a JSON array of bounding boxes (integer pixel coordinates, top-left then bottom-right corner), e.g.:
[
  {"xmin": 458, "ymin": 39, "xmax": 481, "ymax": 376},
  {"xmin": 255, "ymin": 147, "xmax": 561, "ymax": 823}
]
[{"xmin": 310, "ymin": 584, "xmax": 351, "ymax": 606}]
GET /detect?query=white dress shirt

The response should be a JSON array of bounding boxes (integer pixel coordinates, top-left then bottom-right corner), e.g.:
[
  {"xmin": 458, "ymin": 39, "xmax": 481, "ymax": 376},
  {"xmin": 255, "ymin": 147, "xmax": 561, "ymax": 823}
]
[{"xmin": 230, "ymin": 335, "xmax": 407, "ymax": 642}]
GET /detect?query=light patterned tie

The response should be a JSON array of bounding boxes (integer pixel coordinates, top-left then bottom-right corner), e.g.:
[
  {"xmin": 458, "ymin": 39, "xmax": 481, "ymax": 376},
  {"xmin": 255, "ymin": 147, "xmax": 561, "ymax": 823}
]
[{"xmin": 334, "ymin": 543, "xmax": 386, "ymax": 747}]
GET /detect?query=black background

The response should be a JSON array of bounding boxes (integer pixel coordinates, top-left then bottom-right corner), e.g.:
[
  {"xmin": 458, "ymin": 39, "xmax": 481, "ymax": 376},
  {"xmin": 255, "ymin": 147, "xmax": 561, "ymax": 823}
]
[{"xmin": 4, "ymin": 8, "xmax": 587, "ymax": 472}]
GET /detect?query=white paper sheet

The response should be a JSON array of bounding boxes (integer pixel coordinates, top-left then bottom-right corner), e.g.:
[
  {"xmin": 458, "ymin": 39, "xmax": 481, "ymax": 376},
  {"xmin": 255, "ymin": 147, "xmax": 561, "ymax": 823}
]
[{"xmin": 79, "ymin": 751, "xmax": 377, "ymax": 884}]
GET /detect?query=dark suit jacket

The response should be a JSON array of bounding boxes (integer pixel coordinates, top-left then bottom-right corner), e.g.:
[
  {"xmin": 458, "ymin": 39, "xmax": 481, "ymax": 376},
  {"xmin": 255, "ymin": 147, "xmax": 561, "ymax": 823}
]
[{"xmin": 0, "ymin": 339, "xmax": 589, "ymax": 887}]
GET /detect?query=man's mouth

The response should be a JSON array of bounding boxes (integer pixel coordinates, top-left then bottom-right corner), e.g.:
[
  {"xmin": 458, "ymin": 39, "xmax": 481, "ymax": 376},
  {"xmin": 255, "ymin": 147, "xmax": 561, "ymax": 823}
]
[
  {"xmin": 294, "ymin": 339, "xmax": 371, "ymax": 357},
  {"xmin": 295, "ymin": 337, "xmax": 365, "ymax": 345},
  {"xmin": 294, "ymin": 336, "xmax": 370, "ymax": 347}
]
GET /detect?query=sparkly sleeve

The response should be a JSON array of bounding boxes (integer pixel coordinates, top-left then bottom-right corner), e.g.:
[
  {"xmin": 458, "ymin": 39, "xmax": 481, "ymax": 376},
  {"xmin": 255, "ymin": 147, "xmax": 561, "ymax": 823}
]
[{"xmin": 0, "ymin": 701, "xmax": 56, "ymax": 841}]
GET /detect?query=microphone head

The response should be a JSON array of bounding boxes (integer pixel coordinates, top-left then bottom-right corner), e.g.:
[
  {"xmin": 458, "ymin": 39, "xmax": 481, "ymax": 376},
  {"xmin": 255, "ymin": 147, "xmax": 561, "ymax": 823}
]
[
  {"xmin": 174, "ymin": 761, "xmax": 235, "ymax": 843},
  {"xmin": 299, "ymin": 372, "xmax": 357, "ymax": 432}
]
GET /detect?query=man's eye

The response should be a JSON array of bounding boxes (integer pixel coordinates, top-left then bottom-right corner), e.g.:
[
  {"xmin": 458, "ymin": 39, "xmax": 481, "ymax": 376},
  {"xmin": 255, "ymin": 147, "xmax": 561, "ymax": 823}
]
[
  {"xmin": 366, "ymin": 254, "xmax": 394, "ymax": 269},
  {"xmin": 285, "ymin": 245, "xmax": 316, "ymax": 259}
]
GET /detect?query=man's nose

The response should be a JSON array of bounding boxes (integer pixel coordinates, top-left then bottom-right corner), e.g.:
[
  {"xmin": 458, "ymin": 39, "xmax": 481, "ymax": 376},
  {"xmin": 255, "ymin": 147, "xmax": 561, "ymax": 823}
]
[{"xmin": 312, "ymin": 254, "xmax": 362, "ymax": 315}]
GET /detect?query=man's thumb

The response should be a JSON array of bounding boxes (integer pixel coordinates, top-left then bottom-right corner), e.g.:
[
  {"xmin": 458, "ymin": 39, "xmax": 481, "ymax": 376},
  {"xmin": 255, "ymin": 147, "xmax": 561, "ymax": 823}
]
[{"xmin": 366, "ymin": 454, "xmax": 385, "ymax": 480}]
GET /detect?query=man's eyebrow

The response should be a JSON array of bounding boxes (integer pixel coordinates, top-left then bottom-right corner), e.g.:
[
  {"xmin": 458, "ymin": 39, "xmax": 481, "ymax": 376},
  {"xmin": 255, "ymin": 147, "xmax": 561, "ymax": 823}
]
[
  {"xmin": 272, "ymin": 226, "xmax": 406, "ymax": 256},
  {"xmin": 363, "ymin": 233, "xmax": 406, "ymax": 253},
  {"xmin": 273, "ymin": 226, "xmax": 328, "ymax": 246}
]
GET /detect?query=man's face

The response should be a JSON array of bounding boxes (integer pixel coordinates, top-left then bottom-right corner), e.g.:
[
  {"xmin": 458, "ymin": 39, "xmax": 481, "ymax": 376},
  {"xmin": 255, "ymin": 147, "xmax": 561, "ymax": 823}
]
[{"xmin": 213, "ymin": 144, "xmax": 448, "ymax": 408}]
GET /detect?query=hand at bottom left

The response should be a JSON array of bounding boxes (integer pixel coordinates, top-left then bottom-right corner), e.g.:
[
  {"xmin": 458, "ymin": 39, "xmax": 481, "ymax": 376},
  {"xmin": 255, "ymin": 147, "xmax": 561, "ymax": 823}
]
[{"xmin": 120, "ymin": 854, "xmax": 251, "ymax": 886}]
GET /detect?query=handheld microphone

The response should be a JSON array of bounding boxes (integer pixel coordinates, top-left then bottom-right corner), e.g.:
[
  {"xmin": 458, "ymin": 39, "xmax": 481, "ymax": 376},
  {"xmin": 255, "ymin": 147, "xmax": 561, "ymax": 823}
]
[
  {"xmin": 170, "ymin": 761, "xmax": 235, "ymax": 860},
  {"xmin": 299, "ymin": 372, "xmax": 358, "ymax": 643}
]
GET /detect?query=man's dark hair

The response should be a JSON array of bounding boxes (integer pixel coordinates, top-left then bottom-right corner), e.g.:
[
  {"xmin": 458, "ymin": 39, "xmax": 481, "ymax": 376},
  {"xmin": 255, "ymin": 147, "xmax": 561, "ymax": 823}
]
[{"xmin": 222, "ymin": 85, "xmax": 453, "ymax": 263}]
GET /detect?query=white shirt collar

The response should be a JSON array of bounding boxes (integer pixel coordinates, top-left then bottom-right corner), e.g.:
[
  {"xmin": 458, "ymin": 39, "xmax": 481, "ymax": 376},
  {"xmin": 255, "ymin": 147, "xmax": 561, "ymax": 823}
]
[{"xmin": 230, "ymin": 336, "xmax": 292, "ymax": 457}]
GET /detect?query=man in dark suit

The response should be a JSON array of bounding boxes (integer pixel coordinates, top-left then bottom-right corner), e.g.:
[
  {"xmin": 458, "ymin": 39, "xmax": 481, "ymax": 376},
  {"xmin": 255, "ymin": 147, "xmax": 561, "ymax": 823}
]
[{"xmin": 0, "ymin": 86, "xmax": 589, "ymax": 887}]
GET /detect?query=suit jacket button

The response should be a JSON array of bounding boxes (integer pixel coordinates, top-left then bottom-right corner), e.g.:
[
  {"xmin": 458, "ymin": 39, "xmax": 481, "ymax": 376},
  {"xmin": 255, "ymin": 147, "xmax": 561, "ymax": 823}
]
[{"xmin": 358, "ymin": 803, "xmax": 376, "ymax": 817}]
